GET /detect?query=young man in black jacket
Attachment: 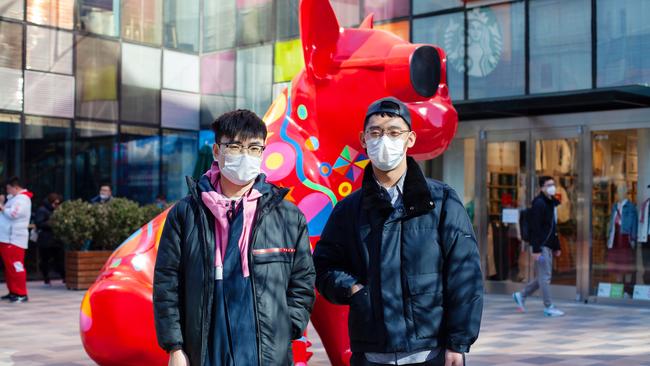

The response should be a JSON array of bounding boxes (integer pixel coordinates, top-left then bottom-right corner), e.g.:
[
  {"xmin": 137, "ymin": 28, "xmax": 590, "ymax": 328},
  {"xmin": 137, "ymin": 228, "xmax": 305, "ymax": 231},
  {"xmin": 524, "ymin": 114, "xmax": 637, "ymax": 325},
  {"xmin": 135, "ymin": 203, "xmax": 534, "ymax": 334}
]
[
  {"xmin": 153, "ymin": 110, "xmax": 315, "ymax": 366},
  {"xmin": 513, "ymin": 176, "xmax": 565, "ymax": 317},
  {"xmin": 314, "ymin": 97, "xmax": 483, "ymax": 366}
]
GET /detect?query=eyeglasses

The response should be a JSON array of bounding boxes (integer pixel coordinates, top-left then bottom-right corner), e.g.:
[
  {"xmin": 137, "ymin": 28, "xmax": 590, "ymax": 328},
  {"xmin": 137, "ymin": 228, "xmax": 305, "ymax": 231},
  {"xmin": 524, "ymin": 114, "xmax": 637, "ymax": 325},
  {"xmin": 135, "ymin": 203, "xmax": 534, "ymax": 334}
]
[
  {"xmin": 218, "ymin": 142, "xmax": 266, "ymax": 157},
  {"xmin": 365, "ymin": 127, "xmax": 411, "ymax": 139}
]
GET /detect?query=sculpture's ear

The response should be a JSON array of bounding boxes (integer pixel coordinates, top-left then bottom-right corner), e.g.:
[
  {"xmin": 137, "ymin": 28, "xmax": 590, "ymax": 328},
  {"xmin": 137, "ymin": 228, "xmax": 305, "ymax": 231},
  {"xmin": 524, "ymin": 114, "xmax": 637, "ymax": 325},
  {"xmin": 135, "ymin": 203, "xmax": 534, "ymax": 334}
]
[
  {"xmin": 359, "ymin": 14, "xmax": 374, "ymax": 29},
  {"xmin": 300, "ymin": 0, "xmax": 340, "ymax": 79}
]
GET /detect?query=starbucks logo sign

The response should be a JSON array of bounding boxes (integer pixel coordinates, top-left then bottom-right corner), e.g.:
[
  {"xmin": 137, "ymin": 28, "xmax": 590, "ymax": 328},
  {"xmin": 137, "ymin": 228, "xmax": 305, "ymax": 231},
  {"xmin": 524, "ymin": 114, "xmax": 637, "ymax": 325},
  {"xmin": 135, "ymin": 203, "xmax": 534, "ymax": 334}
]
[{"xmin": 444, "ymin": 8, "xmax": 503, "ymax": 77}]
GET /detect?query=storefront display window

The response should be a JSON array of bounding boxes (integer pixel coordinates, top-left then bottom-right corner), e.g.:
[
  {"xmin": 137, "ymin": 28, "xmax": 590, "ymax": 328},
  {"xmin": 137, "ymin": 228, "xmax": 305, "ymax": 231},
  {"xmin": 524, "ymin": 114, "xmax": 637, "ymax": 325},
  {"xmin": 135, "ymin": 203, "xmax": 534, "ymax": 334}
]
[
  {"xmin": 529, "ymin": 0, "xmax": 591, "ymax": 93},
  {"xmin": 237, "ymin": 0, "xmax": 273, "ymax": 46},
  {"xmin": 77, "ymin": 0, "xmax": 120, "ymax": 37},
  {"xmin": 118, "ymin": 125, "xmax": 160, "ymax": 205},
  {"xmin": 597, "ymin": 0, "xmax": 650, "ymax": 87},
  {"xmin": 413, "ymin": 0, "xmax": 463, "ymax": 15},
  {"xmin": 374, "ymin": 20, "xmax": 410, "ymax": 41},
  {"xmin": 74, "ymin": 121, "xmax": 117, "ymax": 200},
  {"xmin": 26, "ymin": 26, "xmax": 73, "ymax": 74},
  {"xmin": 0, "ymin": 21, "xmax": 23, "ymax": 111},
  {"xmin": 591, "ymin": 129, "xmax": 650, "ymax": 300},
  {"xmin": 161, "ymin": 89, "xmax": 200, "ymax": 131},
  {"xmin": 203, "ymin": 0, "xmax": 235, "ymax": 52},
  {"xmin": 121, "ymin": 0, "xmax": 162, "ymax": 46},
  {"xmin": 443, "ymin": 138, "xmax": 476, "ymax": 224},
  {"xmin": 0, "ymin": 113, "xmax": 21, "ymax": 182},
  {"xmin": 24, "ymin": 116, "xmax": 71, "ymax": 200},
  {"xmin": 364, "ymin": 0, "xmax": 409, "ymax": 22},
  {"xmin": 162, "ymin": 129, "xmax": 197, "ymax": 201},
  {"xmin": 24, "ymin": 71, "xmax": 75, "ymax": 118},
  {"xmin": 236, "ymin": 45, "xmax": 272, "ymax": 116},
  {"xmin": 26, "ymin": 0, "xmax": 74, "ymax": 29},
  {"xmin": 276, "ymin": 0, "xmax": 299, "ymax": 40},
  {"xmin": 75, "ymin": 35, "xmax": 119, "ymax": 120},
  {"xmin": 163, "ymin": 0, "xmax": 199, "ymax": 53},
  {"xmin": 121, "ymin": 43, "xmax": 161, "ymax": 124}
]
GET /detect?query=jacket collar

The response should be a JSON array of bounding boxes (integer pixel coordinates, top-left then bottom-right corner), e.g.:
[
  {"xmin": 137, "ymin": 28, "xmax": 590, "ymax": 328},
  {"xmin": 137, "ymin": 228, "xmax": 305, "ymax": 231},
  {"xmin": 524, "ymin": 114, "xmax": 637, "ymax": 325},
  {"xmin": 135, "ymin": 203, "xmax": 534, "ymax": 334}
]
[
  {"xmin": 361, "ymin": 156, "xmax": 435, "ymax": 215},
  {"xmin": 537, "ymin": 192, "xmax": 560, "ymax": 206}
]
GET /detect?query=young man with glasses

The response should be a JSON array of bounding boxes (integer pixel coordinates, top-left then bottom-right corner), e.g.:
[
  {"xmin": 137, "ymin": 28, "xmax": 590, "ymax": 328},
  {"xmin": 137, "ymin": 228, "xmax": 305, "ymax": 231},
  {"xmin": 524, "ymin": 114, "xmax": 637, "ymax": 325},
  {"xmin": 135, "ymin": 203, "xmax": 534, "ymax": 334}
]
[
  {"xmin": 314, "ymin": 97, "xmax": 483, "ymax": 366},
  {"xmin": 153, "ymin": 110, "xmax": 315, "ymax": 366}
]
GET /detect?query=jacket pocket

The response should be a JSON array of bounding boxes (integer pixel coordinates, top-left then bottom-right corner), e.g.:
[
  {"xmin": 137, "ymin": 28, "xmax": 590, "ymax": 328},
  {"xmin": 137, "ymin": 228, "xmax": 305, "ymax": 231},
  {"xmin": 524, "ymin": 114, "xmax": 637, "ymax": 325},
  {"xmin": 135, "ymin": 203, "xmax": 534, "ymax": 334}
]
[
  {"xmin": 252, "ymin": 248, "xmax": 294, "ymax": 264},
  {"xmin": 407, "ymin": 273, "xmax": 443, "ymax": 339},
  {"xmin": 348, "ymin": 288, "xmax": 376, "ymax": 343}
]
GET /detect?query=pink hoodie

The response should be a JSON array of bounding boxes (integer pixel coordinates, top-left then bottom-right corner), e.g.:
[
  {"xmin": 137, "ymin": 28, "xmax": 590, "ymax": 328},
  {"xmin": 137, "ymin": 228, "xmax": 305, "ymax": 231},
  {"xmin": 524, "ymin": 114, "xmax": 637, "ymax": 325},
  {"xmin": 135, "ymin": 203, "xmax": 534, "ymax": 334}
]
[{"xmin": 201, "ymin": 162, "xmax": 261, "ymax": 278}]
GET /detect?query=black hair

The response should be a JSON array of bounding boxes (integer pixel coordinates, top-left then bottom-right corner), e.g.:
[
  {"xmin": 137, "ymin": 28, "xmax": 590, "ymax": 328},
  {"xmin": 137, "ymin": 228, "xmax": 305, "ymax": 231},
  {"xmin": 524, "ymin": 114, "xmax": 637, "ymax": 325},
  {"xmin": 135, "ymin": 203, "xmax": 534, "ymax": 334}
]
[
  {"xmin": 538, "ymin": 176, "xmax": 553, "ymax": 187},
  {"xmin": 99, "ymin": 183, "xmax": 112, "ymax": 190},
  {"xmin": 211, "ymin": 109, "xmax": 267, "ymax": 144},
  {"xmin": 47, "ymin": 193, "xmax": 61, "ymax": 205},
  {"xmin": 5, "ymin": 176, "xmax": 22, "ymax": 188},
  {"xmin": 364, "ymin": 112, "xmax": 409, "ymax": 130}
]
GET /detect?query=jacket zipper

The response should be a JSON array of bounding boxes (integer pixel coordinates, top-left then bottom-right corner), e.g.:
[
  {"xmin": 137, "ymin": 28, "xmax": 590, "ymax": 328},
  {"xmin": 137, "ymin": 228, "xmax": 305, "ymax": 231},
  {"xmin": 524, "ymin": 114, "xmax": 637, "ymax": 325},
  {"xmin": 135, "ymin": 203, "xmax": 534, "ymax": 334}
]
[{"xmin": 248, "ymin": 203, "xmax": 270, "ymax": 366}]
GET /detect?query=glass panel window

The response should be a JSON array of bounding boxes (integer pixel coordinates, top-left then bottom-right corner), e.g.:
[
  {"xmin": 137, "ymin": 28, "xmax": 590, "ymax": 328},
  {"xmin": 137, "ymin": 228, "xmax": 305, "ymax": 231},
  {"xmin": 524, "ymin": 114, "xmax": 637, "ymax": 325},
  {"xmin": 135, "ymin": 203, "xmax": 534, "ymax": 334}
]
[
  {"xmin": 363, "ymin": 0, "xmax": 410, "ymax": 21},
  {"xmin": 413, "ymin": 12, "xmax": 465, "ymax": 100},
  {"xmin": 26, "ymin": 0, "xmax": 74, "ymax": 29},
  {"xmin": 24, "ymin": 116, "xmax": 72, "ymax": 200},
  {"xmin": 121, "ymin": 0, "xmax": 163, "ymax": 46},
  {"xmin": 591, "ymin": 129, "xmax": 650, "ymax": 299},
  {"xmin": 24, "ymin": 71, "xmax": 74, "ymax": 118},
  {"xmin": 163, "ymin": 50, "xmax": 199, "ymax": 93},
  {"xmin": 74, "ymin": 120, "xmax": 117, "ymax": 200},
  {"xmin": 413, "ymin": 0, "xmax": 463, "ymax": 15},
  {"xmin": 163, "ymin": 0, "xmax": 199, "ymax": 53},
  {"xmin": 375, "ymin": 20, "xmax": 410, "ymax": 41},
  {"xmin": 118, "ymin": 125, "xmax": 160, "ymax": 204},
  {"xmin": 0, "ymin": 21, "xmax": 23, "ymax": 70},
  {"xmin": 467, "ymin": 3, "xmax": 525, "ymax": 99},
  {"xmin": 530, "ymin": 0, "xmax": 591, "ymax": 93},
  {"xmin": 26, "ymin": 25, "xmax": 73, "ymax": 74},
  {"xmin": 75, "ymin": 35, "xmax": 119, "ymax": 120},
  {"xmin": 236, "ymin": 45, "xmax": 272, "ymax": 116},
  {"xmin": 201, "ymin": 50, "xmax": 236, "ymax": 95},
  {"xmin": 0, "ymin": 0, "xmax": 24, "ymax": 20},
  {"xmin": 274, "ymin": 39, "xmax": 304, "ymax": 83},
  {"xmin": 332, "ymin": 0, "xmax": 360, "ymax": 27},
  {"xmin": 0, "ymin": 68, "xmax": 23, "ymax": 111},
  {"xmin": 201, "ymin": 95, "xmax": 236, "ymax": 129},
  {"xmin": 122, "ymin": 43, "xmax": 161, "ymax": 124},
  {"xmin": 443, "ymin": 138, "xmax": 476, "ymax": 225},
  {"xmin": 77, "ymin": 0, "xmax": 120, "ymax": 37},
  {"xmin": 203, "ymin": 0, "xmax": 235, "ymax": 52},
  {"xmin": 161, "ymin": 89, "xmax": 200, "ymax": 130},
  {"xmin": 0, "ymin": 113, "xmax": 21, "ymax": 182},
  {"xmin": 276, "ymin": 0, "xmax": 299, "ymax": 40},
  {"xmin": 597, "ymin": 0, "xmax": 650, "ymax": 87},
  {"xmin": 237, "ymin": 0, "xmax": 273, "ymax": 46},
  {"xmin": 162, "ymin": 129, "xmax": 197, "ymax": 201}
]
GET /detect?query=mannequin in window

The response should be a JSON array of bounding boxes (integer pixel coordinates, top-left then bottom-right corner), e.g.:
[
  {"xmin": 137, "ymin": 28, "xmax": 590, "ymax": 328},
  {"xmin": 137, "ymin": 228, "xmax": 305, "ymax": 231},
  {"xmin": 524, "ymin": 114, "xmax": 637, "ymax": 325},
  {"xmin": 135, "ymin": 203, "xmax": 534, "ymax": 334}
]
[
  {"xmin": 606, "ymin": 184, "xmax": 638, "ymax": 295},
  {"xmin": 638, "ymin": 184, "xmax": 650, "ymax": 284}
]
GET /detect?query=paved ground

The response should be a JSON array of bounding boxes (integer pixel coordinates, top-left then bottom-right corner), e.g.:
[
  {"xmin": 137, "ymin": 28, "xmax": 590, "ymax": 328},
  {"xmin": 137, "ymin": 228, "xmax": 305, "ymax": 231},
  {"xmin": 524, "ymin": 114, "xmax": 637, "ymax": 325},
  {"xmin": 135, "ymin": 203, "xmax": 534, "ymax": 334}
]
[{"xmin": 1, "ymin": 281, "xmax": 649, "ymax": 365}]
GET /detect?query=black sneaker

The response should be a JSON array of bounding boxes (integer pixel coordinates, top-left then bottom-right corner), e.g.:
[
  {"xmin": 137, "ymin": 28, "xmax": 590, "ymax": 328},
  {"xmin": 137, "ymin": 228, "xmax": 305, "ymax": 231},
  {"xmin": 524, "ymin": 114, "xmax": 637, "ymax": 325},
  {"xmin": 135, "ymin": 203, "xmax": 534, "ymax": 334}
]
[
  {"xmin": 1, "ymin": 293, "xmax": 13, "ymax": 300},
  {"xmin": 9, "ymin": 295, "xmax": 28, "ymax": 303}
]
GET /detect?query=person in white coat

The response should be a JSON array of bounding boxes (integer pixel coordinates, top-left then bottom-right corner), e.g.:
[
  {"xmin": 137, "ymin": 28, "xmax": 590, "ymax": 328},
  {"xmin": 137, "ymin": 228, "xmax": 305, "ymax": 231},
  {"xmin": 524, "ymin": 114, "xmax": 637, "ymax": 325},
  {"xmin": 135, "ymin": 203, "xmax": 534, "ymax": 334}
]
[{"xmin": 0, "ymin": 177, "xmax": 33, "ymax": 303}]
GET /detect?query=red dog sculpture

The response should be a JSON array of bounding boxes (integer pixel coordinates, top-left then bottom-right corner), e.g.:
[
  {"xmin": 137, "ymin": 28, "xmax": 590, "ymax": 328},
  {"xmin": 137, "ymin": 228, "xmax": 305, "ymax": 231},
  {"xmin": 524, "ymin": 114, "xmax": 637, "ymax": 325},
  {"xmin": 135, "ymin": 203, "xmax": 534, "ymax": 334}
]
[{"xmin": 80, "ymin": 1, "xmax": 458, "ymax": 365}]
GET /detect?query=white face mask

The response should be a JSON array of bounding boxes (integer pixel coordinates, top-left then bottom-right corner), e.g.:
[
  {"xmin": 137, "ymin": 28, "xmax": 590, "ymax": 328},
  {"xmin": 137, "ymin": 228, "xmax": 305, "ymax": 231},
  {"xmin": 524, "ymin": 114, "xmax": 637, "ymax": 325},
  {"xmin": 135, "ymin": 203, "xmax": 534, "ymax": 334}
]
[
  {"xmin": 545, "ymin": 185, "xmax": 557, "ymax": 197},
  {"xmin": 366, "ymin": 135, "xmax": 407, "ymax": 172},
  {"xmin": 218, "ymin": 153, "xmax": 262, "ymax": 186}
]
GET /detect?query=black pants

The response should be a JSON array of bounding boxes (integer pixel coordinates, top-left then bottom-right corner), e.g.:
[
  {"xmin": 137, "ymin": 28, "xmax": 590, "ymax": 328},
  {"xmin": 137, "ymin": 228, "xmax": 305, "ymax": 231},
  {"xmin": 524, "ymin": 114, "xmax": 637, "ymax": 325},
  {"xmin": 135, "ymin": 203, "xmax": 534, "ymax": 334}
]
[
  {"xmin": 642, "ymin": 245, "xmax": 650, "ymax": 284},
  {"xmin": 350, "ymin": 350, "xmax": 455, "ymax": 366},
  {"xmin": 39, "ymin": 246, "xmax": 65, "ymax": 281}
]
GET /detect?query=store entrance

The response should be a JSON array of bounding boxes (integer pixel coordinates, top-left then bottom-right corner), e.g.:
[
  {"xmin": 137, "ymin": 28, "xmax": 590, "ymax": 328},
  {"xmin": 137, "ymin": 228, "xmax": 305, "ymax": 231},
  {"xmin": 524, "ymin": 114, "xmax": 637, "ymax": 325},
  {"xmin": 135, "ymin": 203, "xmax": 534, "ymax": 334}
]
[{"xmin": 482, "ymin": 128, "xmax": 583, "ymax": 301}]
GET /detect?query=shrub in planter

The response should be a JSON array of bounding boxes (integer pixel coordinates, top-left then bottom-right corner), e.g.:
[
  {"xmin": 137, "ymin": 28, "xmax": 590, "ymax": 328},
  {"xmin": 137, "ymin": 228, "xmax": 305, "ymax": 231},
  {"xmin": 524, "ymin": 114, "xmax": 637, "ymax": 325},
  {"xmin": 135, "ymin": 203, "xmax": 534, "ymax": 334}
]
[
  {"xmin": 93, "ymin": 198, "xmax": 145, "ymax": 251},
  {"xmin": 51, "ymin": 199, "xmax": 96, "ymax": 251}
]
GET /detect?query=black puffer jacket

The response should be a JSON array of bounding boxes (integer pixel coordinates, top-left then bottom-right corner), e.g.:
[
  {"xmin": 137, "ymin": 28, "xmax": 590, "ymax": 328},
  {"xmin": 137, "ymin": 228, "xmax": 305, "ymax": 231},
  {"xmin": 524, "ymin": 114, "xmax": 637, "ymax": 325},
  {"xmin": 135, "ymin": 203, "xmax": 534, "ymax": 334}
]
[
  {"xmin": 153, "ymin": 174, "xmax": 315, "ymax": 366},
  {"xmin": 314, "ymin": 157, "xmax": 483, "ymax": 354},
  {"xmin": 529, "ymin": 193, "xmax": 560, "ymax": 253}
]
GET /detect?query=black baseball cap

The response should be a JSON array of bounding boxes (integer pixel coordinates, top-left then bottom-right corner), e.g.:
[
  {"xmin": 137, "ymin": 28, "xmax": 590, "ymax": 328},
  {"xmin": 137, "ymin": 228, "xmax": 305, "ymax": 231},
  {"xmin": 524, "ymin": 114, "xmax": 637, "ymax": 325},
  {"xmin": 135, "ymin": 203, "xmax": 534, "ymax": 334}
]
[{"xmin": 364, "ymin": 97, "xmax": 412, "ymax": 129}]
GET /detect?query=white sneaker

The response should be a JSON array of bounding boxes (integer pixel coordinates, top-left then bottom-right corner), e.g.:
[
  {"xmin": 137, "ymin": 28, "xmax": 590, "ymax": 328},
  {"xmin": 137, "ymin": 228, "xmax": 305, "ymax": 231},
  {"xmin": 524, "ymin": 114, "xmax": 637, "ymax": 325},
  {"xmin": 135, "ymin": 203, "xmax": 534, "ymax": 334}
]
[
  {"xmin": 513, "ymin": 292, "xmax": 526, "ymax": 313},
  {"xmin": 544, "ymin": 304, "xmax": 565, "ymax": 317}
]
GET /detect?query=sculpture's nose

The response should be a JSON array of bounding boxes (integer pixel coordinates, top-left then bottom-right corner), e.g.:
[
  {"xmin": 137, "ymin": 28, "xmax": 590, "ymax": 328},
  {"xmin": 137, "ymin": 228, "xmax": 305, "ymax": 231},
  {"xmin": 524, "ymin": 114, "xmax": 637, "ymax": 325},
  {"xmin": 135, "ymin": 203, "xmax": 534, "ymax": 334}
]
[{"xmin": 385, "ymin": 44, "xmax": 444, "ymax": 101}]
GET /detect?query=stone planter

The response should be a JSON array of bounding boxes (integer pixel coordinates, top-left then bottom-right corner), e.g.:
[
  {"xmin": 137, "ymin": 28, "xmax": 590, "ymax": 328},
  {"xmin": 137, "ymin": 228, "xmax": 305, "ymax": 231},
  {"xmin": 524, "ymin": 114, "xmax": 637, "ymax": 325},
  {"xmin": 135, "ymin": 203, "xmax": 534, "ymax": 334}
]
[{"xmin": 65, "ymin": 250, "xmax": 112, "ymax": 290}]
